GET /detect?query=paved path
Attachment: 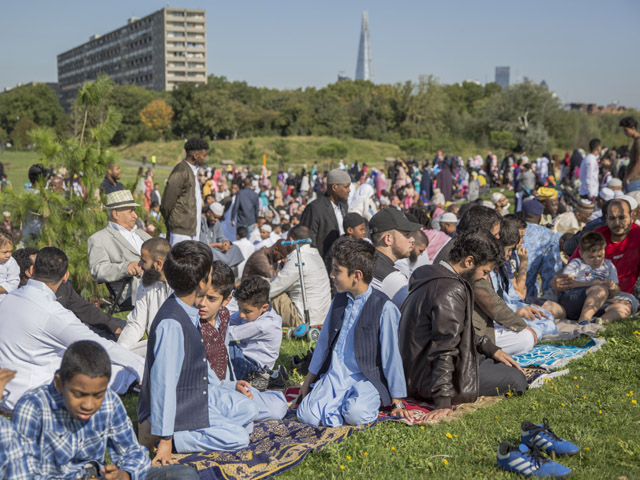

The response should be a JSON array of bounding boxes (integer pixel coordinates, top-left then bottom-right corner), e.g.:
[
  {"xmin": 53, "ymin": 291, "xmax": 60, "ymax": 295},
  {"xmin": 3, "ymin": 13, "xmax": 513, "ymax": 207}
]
[{"xmin": 120, "ymin": 158, "xmax": 173, "ymax": 171}]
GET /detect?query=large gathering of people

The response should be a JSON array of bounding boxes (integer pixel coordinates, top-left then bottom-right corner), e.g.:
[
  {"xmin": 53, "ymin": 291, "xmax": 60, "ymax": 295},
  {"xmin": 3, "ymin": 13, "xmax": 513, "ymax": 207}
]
[{"xmin": 0, "ymin": 116, "xmax": 639, "ymax": 478}]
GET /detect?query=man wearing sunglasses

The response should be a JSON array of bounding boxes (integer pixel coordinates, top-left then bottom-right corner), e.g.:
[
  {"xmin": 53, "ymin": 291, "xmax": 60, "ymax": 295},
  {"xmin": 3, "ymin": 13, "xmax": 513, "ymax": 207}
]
[{"xmin": 368, "ymin": 208, "xmax": 422, "ymax": 307}]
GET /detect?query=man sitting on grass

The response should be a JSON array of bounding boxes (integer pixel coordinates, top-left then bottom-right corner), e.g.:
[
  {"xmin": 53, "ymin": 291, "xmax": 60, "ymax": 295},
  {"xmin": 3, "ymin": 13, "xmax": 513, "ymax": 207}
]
[
  {"xmin": 400, "ymin": 229, "xmax": 527, "ymax": 421},
  {"xmin": 137, "ymin": 241, "xmax": 286, "ymax": 464},
  {"xmin": 12, "ymin": 340, "xmax": 198, "ymax": 479},
  {"xmin": 554, "ymin": 232, "xmax": 631, "ymax": 323}
]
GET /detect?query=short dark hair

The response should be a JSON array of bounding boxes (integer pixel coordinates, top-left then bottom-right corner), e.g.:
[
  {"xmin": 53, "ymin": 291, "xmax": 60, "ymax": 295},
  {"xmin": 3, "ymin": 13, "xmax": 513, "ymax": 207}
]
[
  {"xmin": 210, "ymin": 260, "xmax": 235, "ymax": 299},
  {"xmin": 457, "ymin": 206, "xmax": 502, "ymax": 235},
  {"xmin": 608, "ymin": 198, "xmax": 631, "ymax": 216},
  {"xmin": 589, "ymin": 138, "xmax": 601, "ymax": 152},
  {"xmin": 330, "ymin": 238, "xmax": 376, "ymax": 284},
  {"xmin": 619, "ymin": 116, "xmax": 638, "ymax": 130},
  {"xmin": 234, "ymin": 276, "xmax": 270, "ymax": 307},
  {"xmin": 28, "ymin": 163, "xmax": 47, "ymax": 185},
  {"xmin": 499, "ymin": 218, "xmax": 521, "ymax": 248},
  {"xmin": 237, "ymin": 226, "xmax": 248, "ymax": 239},
  {"xmin": 163, "ymin": 241, "xmax": 212, "ymax": 296},
  {"xmin": 184, "ymin": 138, "xmax": 209, "ymax": 155},
  {"xmin": 411, "ymin": 229, "xmax": 428, "ymax": 246},
  {"xmin": 150, "ymin": 201, "xmax": 159, "ymax": 209},
  {"xmin": 33, "ymin": 247, "xmax": 68, "ymax": 283},
  {"xmin": 406, "ymin": 206, "xmax": 431, "ymax": 228},
  {"xmin": 12, "ymin": 247, "xmax": 39, "ymax": 285},
  {"xmin": 0, "ymin": 226, "xmax": 12, "ymax": 246},
  {"xmin": 58, "ymin": 341, "xmax": 111, "ymax": 384},
  {"xmin": 580, "ymin": 232, "xmax": 607, "ymax": 253},
  {"xmin": 288, "ymin": 225, "xmax": 310, "ymax": 241},
  {"xmin": 503, "ymin": 213, "xmax": 527, "ymax": 231},
  {"xmin": 141, "ymin": 237, "xmax": 171, "ymax": 261},
  {"xmin": 449, "ymin": 228, "xmax": 505, "ymax": 267}
]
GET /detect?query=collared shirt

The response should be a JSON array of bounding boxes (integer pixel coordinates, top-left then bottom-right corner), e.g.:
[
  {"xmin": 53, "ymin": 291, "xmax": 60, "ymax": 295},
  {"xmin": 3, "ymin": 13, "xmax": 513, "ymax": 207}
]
[
  {"xmin": 228, "ymin": 307, "xmax": 283, "ymax": 369},
  {"xmin": 13, "ymin": 382, "xmax": 151, "ymax": 480},
  {"xmin": 0, "ymin": 416, "xmax": 30, "ymax": 480},
  {"xmin": 0, "ymin": 280, "xmax": 144, "ymax": 410},
  {"xmin": 308, "ymin": 285, "xmax": 406, "ymax": 398},
  {"xmin": 118, "ymin": 281, "xmax": 172, "ymax": 351},
  {"xmin": 109, "ymin": 221, "xmax": 144, "ymax": 254},
  {"xmin": 579, "ymin": 153, "xmax": 599, "ymax": 198},
  {"xmin": 269, "ymin": 244, "xmax": 332, "ymax": 325},
  {"xmin": 331, "ymin": 199, "xmax": 345, "ymax": 235},
  {"xmin": 188, "ymin": 162, "xmax": 202, "ymax": 239},
  {"xmin": 0, "ymin": 255, "xmax": 20, "ymax": 302},
  {"xmin": 371, "ymin": 250, "xmax": 409, "ymax": 308}
]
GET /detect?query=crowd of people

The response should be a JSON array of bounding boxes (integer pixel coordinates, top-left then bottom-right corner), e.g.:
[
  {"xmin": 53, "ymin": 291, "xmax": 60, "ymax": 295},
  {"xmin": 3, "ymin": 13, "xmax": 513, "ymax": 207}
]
[{"xmin": 0, "ymin": 116, "xmax": 639, "ymax": 478}]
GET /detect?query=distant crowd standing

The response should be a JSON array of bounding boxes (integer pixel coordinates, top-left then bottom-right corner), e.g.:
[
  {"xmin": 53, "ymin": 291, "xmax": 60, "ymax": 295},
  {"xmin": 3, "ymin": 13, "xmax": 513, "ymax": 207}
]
[{"xmin": 0, "ymin": 117, "xmax": 638, "ymax": 478}]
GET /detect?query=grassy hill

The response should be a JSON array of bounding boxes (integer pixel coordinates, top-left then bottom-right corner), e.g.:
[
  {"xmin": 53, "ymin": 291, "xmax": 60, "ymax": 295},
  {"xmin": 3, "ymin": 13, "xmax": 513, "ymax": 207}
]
[{"xmin": 117, "ymin": 136, "xmax": 403, "ymax": 170}]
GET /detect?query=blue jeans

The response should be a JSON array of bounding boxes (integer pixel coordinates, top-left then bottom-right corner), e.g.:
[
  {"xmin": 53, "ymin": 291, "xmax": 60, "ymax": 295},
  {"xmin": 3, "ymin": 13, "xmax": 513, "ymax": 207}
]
[
  {"xmin": 228, "ymin": 342, "xmax": 260, "ymax": 380},
  {"xmin": 625, "ymin": 179, "xmax": 640, "ymax": 193},
  {"xmin": 147, "ymin": 465, "xmax": 199, "ymax": 479}
]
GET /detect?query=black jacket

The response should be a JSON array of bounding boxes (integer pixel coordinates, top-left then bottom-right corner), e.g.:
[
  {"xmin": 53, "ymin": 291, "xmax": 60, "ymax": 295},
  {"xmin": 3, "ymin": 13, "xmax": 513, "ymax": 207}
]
[
  {"xmin": 300, "ymin": 194, "xmax": 347, "ymax": 260},
  {"xmin": 399, "ymin": 263, "xmax": 499, "ymax": 409},
  {"xmin": 56, "ymin": 281, "xmax": 125, "ymax": 336}
]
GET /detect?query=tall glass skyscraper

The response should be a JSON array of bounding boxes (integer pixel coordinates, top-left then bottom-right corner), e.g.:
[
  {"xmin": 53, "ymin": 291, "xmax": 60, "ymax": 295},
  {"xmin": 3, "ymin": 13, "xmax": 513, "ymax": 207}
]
[{"xmin": 355, "ymin": 11, "xmax": 373, "ymax": 81}]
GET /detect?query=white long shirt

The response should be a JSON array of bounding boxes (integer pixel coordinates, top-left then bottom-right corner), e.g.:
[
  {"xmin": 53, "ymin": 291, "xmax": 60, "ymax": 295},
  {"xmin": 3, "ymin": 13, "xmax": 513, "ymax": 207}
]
[
  {"xmin": 579, "ymin": 153, "xmax": 599, "ymax": 198},
  {"xmin": 0, "ymin": 256, "xmax": 20, "ymax": 302},
  {"xmin": 233, "ymin": 237, "xmax": 255, "ymax": 278},
  {"xmin": 268, "ymin": 244, "xmax": 331, "ymax": 325},
  {"xmin": 0, "ymin": 280, "xmax": 144, "ymax": 410},
  {"xmin": 117, "ymin": 280, "xmax": 172, "ymax": 353}
]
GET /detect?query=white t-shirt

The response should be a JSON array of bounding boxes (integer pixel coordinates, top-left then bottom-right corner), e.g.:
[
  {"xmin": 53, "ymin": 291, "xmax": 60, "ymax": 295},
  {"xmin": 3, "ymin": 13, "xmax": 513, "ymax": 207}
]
[{"xmin": 563, "ymin": 258, "xmax": 618, "ymax": 283}]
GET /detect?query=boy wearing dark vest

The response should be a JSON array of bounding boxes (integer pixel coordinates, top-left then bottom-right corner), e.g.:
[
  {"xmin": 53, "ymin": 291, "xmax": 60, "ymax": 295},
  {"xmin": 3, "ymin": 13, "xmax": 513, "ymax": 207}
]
[
  {"xmin": 137, "ymin": 241, "xmax": 287, "ymax": 465},
  {"xmin": 297, "ymin": 239, "xmax": 412, "ymax": 426}
]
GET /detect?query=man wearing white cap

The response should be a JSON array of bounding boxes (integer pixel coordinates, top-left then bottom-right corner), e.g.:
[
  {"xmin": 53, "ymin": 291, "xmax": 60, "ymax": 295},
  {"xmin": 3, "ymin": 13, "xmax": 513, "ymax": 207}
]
[
  {"xmin": 490, "ymin": 192, "xmax": 510, "ymax": 216},
  {"xmin": 253, "ymin": 224, "xmax": 280, "ymax": 251},
  {"xmin": 607, "ymin": 177, "xmax": 623, "ymax": 192},
  {"xmin": 300, "ymin": 168, "xmax": 351, "ymax": 266},
  {"xmin": 438, "ymin": 212, "xmax": 458, "ymax": 237},
  {"xmin": 200, "ymin": 202, "xmax": 244, "ymax": 268},
  {"xmin": 553, "ymin": 200, "xmax": 595, "ymax": 235},
  {"xmin": 88, "ymin": 190, "xmax": 151, "ymax": 309}
]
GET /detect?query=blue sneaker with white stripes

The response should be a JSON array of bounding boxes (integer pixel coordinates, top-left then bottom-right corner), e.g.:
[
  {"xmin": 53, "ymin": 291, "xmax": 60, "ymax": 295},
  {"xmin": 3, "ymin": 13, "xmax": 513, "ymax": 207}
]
[
  {"xmin": 521, "ymin": 418, "xmax": 580, "ymax": 456},
  {"xmin": 497, "ymin": 442, "xmax": 571, "ymax": 478}
]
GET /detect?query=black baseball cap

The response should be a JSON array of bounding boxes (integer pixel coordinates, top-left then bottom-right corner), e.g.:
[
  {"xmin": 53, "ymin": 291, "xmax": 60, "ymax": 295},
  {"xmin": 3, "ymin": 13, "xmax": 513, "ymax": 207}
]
[{"xmin": 369, "ymin": 207, "xmax": 422, "ymax": 234}]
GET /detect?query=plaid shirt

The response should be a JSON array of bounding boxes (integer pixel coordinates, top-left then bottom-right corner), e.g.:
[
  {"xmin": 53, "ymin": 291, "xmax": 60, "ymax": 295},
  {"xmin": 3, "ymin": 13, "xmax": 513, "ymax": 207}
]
[
  {"xmin": 0, "ymin": 416, "xmax": 31, "ymax": 480},
  {"xmin": 12, "ymin": 382, "xmax": 151, "ymax": 480}
]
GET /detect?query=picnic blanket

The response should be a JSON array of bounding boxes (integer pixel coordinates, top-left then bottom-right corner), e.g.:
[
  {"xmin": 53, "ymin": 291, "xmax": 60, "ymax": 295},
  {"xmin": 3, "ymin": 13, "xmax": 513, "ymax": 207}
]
[{"xmin": 512, "ymin": 338, "xmax": 606, "ymax": 369}]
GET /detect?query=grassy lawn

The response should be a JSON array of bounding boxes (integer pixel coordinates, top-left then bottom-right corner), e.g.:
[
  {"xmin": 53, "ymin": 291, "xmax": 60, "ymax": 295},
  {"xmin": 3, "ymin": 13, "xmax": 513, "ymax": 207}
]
[{"xmin": 121, "ymin": 319, "xmax": 640, "ymax": 479}]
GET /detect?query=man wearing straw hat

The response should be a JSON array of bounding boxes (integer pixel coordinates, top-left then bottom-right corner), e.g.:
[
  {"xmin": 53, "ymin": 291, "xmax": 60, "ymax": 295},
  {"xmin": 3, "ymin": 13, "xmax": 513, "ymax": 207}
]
[{"xmin": 88, "ymin": 190, "xmax": 151, "ymax": 309}]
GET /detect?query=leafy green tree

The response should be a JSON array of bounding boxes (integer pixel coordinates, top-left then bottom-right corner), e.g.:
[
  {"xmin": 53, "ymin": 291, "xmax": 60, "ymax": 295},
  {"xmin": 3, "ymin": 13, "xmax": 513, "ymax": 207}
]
[
  {"xmin": 489, "ymin": 130, "xmax": 517, "ymax": 150},
  {"xmin": 0, "ymin": 83, "xmax": 64, "ymax": 135},
  {"xmin": 398, "ymin": 138, "xmax": 431, "ymax": 157},
  {"xmin": 140, "ymin": 99, "xmax": 174, "ymax": 138},
  {"xmin": 10, "ymin": 117, "xmax": 38, "ymax": 149},
  {"xmin": 240, "ymin": 139, "xmax": 259, "ymax": 161},
  {"xmin": 107, "ymin": 85, "xmax": 156, "ymax": 145}
]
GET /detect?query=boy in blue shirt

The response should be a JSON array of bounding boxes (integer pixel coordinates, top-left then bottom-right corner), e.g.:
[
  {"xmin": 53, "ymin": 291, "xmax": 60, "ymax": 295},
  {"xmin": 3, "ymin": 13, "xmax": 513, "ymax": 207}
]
[
  {"xmin": 297, "ymin": 239, "xmax": 412, "ymax": 427},
  {"xmin": 12, "ymin": 340, "xmax": 198, "ymax": 479}
]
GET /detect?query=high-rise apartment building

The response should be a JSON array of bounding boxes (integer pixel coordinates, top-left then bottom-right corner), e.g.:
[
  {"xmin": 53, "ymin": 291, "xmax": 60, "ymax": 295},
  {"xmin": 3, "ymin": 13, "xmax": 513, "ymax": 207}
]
[
  {"xmin": 495, "ymin": 66, "xmax": 510, "ymax": 89},
  {"xmin": 57, "ymin": 8, "xmax": 206, "ymax": 108}
]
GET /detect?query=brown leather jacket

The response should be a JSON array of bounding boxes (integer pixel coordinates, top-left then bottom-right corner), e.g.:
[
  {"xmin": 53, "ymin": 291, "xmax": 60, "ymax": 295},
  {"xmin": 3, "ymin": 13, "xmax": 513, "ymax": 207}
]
[
  {"xmin": 399, "ymin": 262, "xmax": 500, "ymax": 409},
  {"xmin": 161, "ymin": 160, "xmax": 198, "ymax": 237}
]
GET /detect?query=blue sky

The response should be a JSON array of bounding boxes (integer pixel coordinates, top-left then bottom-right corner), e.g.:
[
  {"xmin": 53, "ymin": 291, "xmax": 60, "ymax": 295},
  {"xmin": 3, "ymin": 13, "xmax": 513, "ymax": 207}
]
[{"xmin": 1, "ymin": 0, "xmax": 639, "ymax": 107}]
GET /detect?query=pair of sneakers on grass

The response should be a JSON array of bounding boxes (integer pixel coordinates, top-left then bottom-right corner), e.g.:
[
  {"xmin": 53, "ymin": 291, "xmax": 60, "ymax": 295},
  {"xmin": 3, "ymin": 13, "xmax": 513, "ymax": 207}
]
[{"xmin": 497, "ymin": 418, "xmax": 579, "ymax": 478}]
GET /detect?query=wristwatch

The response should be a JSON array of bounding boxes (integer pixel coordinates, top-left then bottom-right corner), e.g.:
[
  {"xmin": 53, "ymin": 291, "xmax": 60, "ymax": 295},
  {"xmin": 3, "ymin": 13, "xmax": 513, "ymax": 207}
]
[
  {"xmin": 160, "ymin": 435, "xmax": 173, "ymax": 441},
  {"xmin": 392, "ymin": 402, "xmax": 405, "ymax": 410}
]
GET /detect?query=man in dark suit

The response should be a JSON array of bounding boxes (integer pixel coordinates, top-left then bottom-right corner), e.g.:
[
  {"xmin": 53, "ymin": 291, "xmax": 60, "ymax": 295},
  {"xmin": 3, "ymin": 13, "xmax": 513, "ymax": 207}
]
[{"xmin": 300, "ymin": 168, "xmax": 351, "ymax": 266}]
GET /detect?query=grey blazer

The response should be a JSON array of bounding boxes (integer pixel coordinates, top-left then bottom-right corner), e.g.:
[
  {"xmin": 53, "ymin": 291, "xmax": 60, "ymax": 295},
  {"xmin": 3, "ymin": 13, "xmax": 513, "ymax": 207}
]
[{"xmin": 87, "ymin": 225, "xmax": 151, "ymax": 302}]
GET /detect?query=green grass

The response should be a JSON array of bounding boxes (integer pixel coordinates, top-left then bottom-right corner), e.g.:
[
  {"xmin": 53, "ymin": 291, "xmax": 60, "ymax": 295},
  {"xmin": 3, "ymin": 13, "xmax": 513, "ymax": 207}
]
[{"xmin": 121, "ymin": 319, "xmax": 640, "ymax": 479}]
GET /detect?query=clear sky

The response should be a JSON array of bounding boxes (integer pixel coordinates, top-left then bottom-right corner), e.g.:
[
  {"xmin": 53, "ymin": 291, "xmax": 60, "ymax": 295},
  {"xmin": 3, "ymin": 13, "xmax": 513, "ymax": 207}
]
[{"xmin": 1, "ymin": 0, "xmax": 639, "ymax": 107}]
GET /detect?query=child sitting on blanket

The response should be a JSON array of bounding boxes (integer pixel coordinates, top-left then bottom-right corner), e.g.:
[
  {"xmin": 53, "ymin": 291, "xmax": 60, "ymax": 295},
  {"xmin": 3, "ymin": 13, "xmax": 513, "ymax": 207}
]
[
  {"xmin": 297, "ymin": 239, "xmax": 412, "ymax": 427},
  {"xmin": 557, "ymin": 232, "xmax": 631, "ymax": 323},
  {"xmin": 228, "ymin": 276, "xmax": 285, "ymax": 388},
  {"xmin": 137, "ymin": 241, "xmax": 287, "ymax": 462},
  {"xmin": 198, "ymin": 260, "xmax": 235, "ymax": 381}
]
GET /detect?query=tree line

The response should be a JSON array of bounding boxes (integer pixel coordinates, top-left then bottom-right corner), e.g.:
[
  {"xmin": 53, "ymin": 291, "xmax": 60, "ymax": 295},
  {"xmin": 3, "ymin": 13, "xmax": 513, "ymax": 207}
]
[{"xmin": 0, "ymin": 74, "xmax": 634, "ymax": 156}]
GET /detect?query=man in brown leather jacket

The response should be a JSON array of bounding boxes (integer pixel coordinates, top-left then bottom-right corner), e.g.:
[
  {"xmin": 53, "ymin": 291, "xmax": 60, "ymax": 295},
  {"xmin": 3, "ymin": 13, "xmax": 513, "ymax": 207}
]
[{"xmin": 399, "ymin": 228, "xmax": 527, "ymax": 421}]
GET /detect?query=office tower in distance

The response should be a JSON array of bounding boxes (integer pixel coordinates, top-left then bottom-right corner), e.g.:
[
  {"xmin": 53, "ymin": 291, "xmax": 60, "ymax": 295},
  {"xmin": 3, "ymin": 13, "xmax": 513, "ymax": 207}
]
[
  {"xmin": 355, "ymin": 11, "xmax": 373, "ymax": 81},
  {"xmin": 495, "ymin": 66, "xmax": 510, "ymax": 89},
  {"xmin": 57, "ymin": 8, "xmax": 206, "ymax": 109}
]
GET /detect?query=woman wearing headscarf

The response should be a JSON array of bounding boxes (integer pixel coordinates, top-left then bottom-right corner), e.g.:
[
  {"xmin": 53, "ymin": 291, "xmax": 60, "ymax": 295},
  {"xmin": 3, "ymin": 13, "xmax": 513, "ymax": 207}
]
[
  {"xmin": 348, "ymin": 183, "xmax": 378, "ymax": 220},
  {"xmin": 435, "ymin": 157, "xmax": 454, "ymax": 201}
]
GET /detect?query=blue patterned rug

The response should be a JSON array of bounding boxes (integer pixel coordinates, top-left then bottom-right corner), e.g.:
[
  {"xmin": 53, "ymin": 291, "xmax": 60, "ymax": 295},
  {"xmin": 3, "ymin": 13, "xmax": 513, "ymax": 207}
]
[{"xmin": 512, "ymin": 338, "xmax": 606, "ymax": 369}]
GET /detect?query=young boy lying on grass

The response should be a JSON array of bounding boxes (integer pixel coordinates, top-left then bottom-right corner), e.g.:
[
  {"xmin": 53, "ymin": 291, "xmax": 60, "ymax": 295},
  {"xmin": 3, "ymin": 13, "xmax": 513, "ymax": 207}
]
[{"xmin": 297, "ymin": 239, "xmax": 412, "ymax": 426}]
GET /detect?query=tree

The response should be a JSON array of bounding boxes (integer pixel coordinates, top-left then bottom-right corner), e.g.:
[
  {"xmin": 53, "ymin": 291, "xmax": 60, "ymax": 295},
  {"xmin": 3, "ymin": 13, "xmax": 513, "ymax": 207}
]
[
  {"xmin": 398, "ymin": 138, "xmax": 431, "ymax": 157},
  {"xmin": 240, "ymin": 139, "xmax": 259, "ymax": 162},
  {"xmin": 489, "ymin": 130, "xmax": 517, "ymax": 150},
  {"xmin": 140, "ymin": 98, "xmax": 174, "ymax": 137},
  {"xmin": 0, "ymin": 83, "xmax": 64, "ymax": 136},
  {"xmin": 10, "ymin": 117, "xmax": 38, "ymax": 149},
  {"xmin": 108, "ymin": 85, "xmax": 157, "ymax": 145}
]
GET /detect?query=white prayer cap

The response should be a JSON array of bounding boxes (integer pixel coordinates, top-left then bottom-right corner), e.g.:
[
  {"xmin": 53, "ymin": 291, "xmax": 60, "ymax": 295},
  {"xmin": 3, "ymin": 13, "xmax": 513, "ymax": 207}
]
[
  {"xmin": 438, "ymin": 213, "xmax": 458, "ymax": 224},
  {"xmin": 260, "ymin": 224, "xmax": 273, "ymax": 233},
  {"xmin": 490, "ymin": 192, "xmax": 505, "ymax": 205},
  {"xmin": 620, "ymin": 195, "xmax": 638, "ymax": 211},
  {"xmin": 599, "ymin": 188, "xmax": 614, "ymax": 201},
  {"xmin": 209, "ymin": 202, "xmax": 224, "ymax": 217},
  {"xmin": 607, "ymin": 178, "xmax": 623, "ymax": 188}
]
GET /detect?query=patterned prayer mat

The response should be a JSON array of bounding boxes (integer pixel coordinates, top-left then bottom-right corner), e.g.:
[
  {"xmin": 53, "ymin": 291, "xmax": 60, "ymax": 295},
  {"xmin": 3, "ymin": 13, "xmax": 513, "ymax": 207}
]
[{"xmin": 512, "ymin": 338, "xmax": 606, "ymax": 369}]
